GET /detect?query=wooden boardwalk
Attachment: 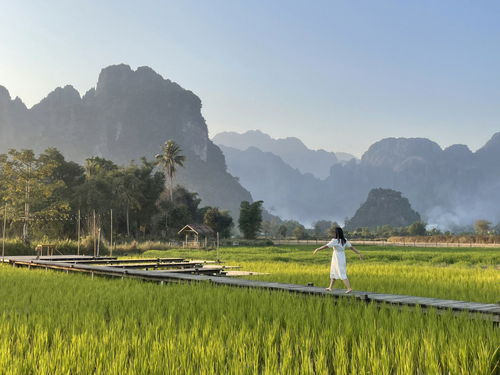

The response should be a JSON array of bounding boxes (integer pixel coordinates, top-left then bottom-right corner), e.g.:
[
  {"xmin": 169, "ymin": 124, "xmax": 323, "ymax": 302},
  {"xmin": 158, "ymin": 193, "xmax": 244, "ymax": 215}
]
[{"xmin": 3, "ymin": 255, "xmax": 499, "ymax": 322}]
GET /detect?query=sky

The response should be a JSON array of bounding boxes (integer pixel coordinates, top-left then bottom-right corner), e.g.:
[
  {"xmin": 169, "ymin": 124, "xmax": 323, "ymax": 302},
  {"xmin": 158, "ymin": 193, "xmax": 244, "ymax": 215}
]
[{"xmin": 1, "ymin": 0, "xmax": 499, "ymax": 157}]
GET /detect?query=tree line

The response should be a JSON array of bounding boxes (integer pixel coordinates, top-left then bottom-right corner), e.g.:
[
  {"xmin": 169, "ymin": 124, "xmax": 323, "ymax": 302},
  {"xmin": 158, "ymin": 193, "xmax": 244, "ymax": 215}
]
[
  {"xmin": 259, "ymin": 219, "xmax": 500, "ymax": 240},
  {"xmin": 0, "ymin": 143, "xmax": 244, "ymax": 244},
  {"xmin": 8, "ymin": 142, "xmax": 493, "ymax": 245}
]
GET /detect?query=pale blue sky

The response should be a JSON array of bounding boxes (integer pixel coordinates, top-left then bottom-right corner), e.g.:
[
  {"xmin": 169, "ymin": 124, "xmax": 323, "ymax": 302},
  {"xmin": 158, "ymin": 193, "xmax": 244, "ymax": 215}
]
[{"xmin": 1, "ymin": 0, "xmax": 499, "ymax": 156}]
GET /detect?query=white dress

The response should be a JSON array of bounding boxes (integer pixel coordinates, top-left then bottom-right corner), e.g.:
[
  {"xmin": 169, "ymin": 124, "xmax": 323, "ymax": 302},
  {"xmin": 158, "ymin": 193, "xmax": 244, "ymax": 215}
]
[{"xmin": 326, "ymin": 238, "xmax": 352, "ymax": 279}]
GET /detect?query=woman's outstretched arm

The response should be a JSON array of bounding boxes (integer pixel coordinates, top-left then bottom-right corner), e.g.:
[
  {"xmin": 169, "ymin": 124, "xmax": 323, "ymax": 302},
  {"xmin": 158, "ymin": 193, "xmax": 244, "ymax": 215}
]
[
  {"xmin": 349, "ymin": 245, "xmax": 364, "ymax": 259},
  {"xmin": 313, "ymin": 245, "xmax": 329, "ymax": 254}
]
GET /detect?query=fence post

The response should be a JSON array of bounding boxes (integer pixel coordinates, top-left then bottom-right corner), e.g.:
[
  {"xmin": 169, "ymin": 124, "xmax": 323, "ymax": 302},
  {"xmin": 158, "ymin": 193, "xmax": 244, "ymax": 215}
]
[
  {"xmin": 216, "ymin": 232, "xmax": 220, "ymax": 262},
  {"xmin": 2, "ymin": 203, "xmax": 6, "ymax": 262},
  {"xmin": 110, "ymin": 209, "xmax": 113, "ymax": 257},
  {"xmin": 77, "ymin": 209, "xmax": 81, "ymax": 256},
  {"xmin": 93, "ymin": 209, "xmax": 96, "ymax": 257}
]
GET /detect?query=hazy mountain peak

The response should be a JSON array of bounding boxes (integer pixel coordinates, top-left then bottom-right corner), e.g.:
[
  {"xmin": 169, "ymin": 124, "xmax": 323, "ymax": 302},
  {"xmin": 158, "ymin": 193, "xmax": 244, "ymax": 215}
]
[
  {"xmin": 475, "ymin": 132, "xmax": 500, "ymax": 167},
  {"xmin": 12, "ymin": 96, "xmax": 27, "ymax": 110},
  {"xmin": 478, "ymin": 132, "xmax": 500, "ymax": 152},
  {"xmin": 444, "ymin": 144, "xmax": 471, "ymax": 153},
  {"xmin": 444, "ymin": 143, "xmax": 472, "ymax": 157},
  {"xmin": 0, "ymin": 86, "xmax": 28, "ymax": 109},
  {"xmin": 213, "ymin": 129, "xmax": 343, "ymax": 179},
  {"xmin": 0, "ymin": 85, "xmax": 11, "ymax": 101},
  {"xmin": 82, "ymin": 87, "xmax": 96, "ymax": 101},
  {"xmin": 136, "ymin": 65, "xmax": 164, "ymax": 80},
  {"xmin": 346, "ymin": 188, "xmax": 421, "ymax": 229},
  {"xmin": 277, "ymin": 136, "xmax": 308, "ymax": 151},
  {"xmin": 49, "ymin": 85, "xmax": 80, "ymax": 100},
  {"xmin": 361, "ymin": 137, "xmax": 442, "ymax": 169},
  {"xmin": 96, "ymin": 64, "xmax": 134, "ymax": 94},
  {"xmin": 30, "ymin": 85, "xmax": 81, "ymax": 112}
]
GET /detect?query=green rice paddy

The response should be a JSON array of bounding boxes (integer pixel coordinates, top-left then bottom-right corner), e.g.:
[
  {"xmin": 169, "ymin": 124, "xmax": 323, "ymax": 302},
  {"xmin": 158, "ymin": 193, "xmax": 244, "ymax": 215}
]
[{"xmin": 0, "ymin": 245, "xmax": 498, "ymax": 374}]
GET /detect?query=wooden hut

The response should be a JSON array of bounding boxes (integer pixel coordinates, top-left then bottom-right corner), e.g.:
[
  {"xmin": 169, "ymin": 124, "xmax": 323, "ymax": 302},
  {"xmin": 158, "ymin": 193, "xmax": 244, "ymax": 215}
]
[{"xmin": 178, "ymin": 224, "xmax": 215, "ymax": 248}]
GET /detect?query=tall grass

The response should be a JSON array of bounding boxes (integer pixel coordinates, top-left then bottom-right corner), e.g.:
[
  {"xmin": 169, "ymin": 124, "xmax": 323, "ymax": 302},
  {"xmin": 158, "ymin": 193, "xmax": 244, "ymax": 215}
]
[{"xmin": 0, "ymin": 266, "xmax": 498, "ymax": 374}]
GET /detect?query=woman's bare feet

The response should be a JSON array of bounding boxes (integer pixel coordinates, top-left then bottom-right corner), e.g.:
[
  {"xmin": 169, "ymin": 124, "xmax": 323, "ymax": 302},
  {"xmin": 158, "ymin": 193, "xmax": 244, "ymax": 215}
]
[
  {"xmin": 345, "ymin": 288, "xmax": 353, "ymax": 294},
  {"xmin": 326, "ymin": 287, "xmax": 332, "ymax": 291}
]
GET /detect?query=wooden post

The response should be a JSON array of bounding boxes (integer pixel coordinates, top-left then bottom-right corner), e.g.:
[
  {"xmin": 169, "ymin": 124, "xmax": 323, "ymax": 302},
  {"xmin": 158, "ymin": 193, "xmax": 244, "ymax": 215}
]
[
  {"xmin": 110, "ymin": 209, "xmax": 113, "ymax": 257},
  {"xmin": 77, "ymin": 209, "xmax": 81, "ymax": 256},
  {"xmin": 2, "ymin": 203, "xmax": 6, "ymax": 262},
  {"xmin": 216, "ymin": 232, "xmax": 220, "ymax": 262},
  {"xmin": 97, "ymin": 227, "xmax": 101, "ymax": 257},
  {"xmin": 93, "ymin": 209, "xmax": 96, "ymax": 257}
]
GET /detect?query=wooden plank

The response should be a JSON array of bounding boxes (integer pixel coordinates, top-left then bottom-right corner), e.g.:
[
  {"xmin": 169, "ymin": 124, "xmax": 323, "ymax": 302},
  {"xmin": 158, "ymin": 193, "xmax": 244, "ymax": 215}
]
[
  {"xmin": 152, "ymin": 267, "xmax": 226, "ymax": 275},
  {"xmin": 132, "ymin": 270, "xmax": 213, "ymax": 282},
  {"xmin": 39, "ymin": 256, "xmax": 116, "ymax": 261},
  {"xmin": 64, "ymin": 258, "xmax": 185, "ymax": 265},
  {"xmin": 375, "ymin": 297, "xmax": 421, "ymax": 304},
  {"xmin": 5, "ymin": 255, "xmax": 116, "ymax": 262},
  {"xmin": 105, "ymin": 262, "xmax": 202, "ymax": 269},
  {"xmin": 224, "ymin": 271, "xmax": 268, "ymax": 277},
  {"xmin": 387, "ymin": 296, "xmax": 425, "ymax": 304},
  {"xmin": 421, "ymin": 300, "xmax": 465, "ymax": 307},
  {"xmin": 210, "ymin": 278, "xmax": 259, "ymax": 287},
  {"xmin": 400, "ymin": 297, "xmax": 444, "ymax": 306},
  {"xmin": 455, "ymin": 304, "xmax": 499, "ymax": 312},
  {"xmin": 368, "ymin": 294, "xmax": 411, "ymax": 301},
  {"xmin": 477, "ymin": 306, "xmax": 500, "ymax": 314}
]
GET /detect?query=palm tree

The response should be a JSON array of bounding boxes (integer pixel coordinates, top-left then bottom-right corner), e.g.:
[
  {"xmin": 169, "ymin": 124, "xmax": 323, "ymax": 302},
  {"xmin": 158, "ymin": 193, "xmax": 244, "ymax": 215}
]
[{"xmin": 155, "ymin": 140, "xmax": 186, "ymax": 201}]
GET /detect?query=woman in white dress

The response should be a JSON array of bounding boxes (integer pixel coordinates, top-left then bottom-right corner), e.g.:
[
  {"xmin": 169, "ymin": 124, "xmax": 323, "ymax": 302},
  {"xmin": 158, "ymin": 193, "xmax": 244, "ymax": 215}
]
[{"xmin": 313, "ymin": 227, "xmax": 363, "ymax": 293}]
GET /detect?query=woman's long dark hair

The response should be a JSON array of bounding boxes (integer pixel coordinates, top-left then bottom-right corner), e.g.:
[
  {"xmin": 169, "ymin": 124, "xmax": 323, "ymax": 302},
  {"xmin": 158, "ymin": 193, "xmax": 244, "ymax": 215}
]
[{"xmin": 335, "ymin": 227, "xmax": 346, "ymax": 246}]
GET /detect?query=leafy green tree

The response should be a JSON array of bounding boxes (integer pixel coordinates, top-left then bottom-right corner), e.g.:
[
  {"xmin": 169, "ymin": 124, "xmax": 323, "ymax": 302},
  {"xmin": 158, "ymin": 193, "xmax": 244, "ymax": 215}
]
[
  {"xmin": 261, "ymin": 220, "xmax": 272, "ymax": 237},
  {"xmin": 0, "ymin": 149, "xmax": 68, "ymax": 243},
  {"xmin": 84, "ymin": 157, "xmax": 118, "ymax": 178},
  {"xmin": 313, "ymin": 220, "xmax": 333, "ymax": 237},
  {"xmin": 203, "ymin": 207, "xmax": 234, "ymax": 238},
  {"xmin": 76, "ymin": 157, "xmax": 118, "ymax": 213},
  {"xmin": 131, "ymin": 159, "xmax": 165, "ymax": 237},
  {"xmin": 278, "ymin": 224, "xmax": 288, "ymax": 238},
  {"xmin": 408, "ymin": 221, "xmax": 427, "ymax": 236},
  {"xmin": 155, "ymin": 140, "xmax": 186, "ymax": 201},
  {"xmin": 157, "ymin": 186, "xmax": 202, "ymax": 237},
  {"xmin": 293, "ymin": 224, "xmax": 307, "ymax": 240},
  {"xmin": 115, "ymin": 166, "xmax": 144, "ymax": 237},
  {"xmin": 474, "ymin": 220, "xmax": 491, "ymax": 235},
  {"xmin": 260, "ymin": 217, "xmax": 283, "ymax": 238},
  {"xmin": 37, "ymin": 148, "xmax": 84, "ymax": 238},
  {"xmin": 238, "ymin": 201, "xmax": 263, "ymax": 239},
  {"xmin": 493, "ymin": 223, "xmax": 500, "ymax": 235}
]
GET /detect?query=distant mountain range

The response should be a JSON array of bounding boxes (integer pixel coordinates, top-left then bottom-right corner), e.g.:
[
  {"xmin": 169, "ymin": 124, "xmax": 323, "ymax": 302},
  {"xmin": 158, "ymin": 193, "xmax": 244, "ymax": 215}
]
[
  {"xmin": 0, "ymin": 64, "xmax": 251, "ymax": 217},
  {"xmin": 213, "ymin": 130, "xmax": 355, "ymax": 179},
  {"xmin": 218, "ymin": 145, "xmax": 333, "ymax": 220},
  {"xmin": 216, "ymin": 130, "xmax": 500, "ymax": 229},
  {"xmin": 2, "ymin": 65, "xmax": 499, "ymax": 229}
]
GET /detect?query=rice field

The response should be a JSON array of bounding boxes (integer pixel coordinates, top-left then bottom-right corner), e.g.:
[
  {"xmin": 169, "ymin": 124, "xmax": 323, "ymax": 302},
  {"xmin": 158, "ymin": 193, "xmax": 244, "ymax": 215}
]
[
  {"xmin": 146, "ymin": 245, "xmax": 500, "ymax": 303},
  {"xmin": 0, "ymin": 245, "xmax": 499, "ymax": 374}
]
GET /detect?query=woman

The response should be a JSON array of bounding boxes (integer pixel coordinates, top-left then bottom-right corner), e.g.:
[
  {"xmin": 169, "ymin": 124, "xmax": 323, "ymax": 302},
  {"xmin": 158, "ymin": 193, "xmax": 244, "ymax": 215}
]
[{"xmin": 313, "ymin": 227, "xmax": 363, "ymax": 293}]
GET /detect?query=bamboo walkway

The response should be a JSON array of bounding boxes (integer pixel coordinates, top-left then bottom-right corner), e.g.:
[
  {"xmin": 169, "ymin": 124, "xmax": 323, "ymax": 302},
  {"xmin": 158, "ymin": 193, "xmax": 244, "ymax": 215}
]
[{"xmin": 3, "ymin": 255, "xmax": 499, "ymax": 322}]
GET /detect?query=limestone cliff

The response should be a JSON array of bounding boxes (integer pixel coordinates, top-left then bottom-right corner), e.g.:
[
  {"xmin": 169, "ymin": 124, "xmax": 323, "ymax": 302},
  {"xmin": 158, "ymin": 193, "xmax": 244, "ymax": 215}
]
[{"xmin": 0, "ymin": 65, "xmax": 252, "ymax": 216}]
